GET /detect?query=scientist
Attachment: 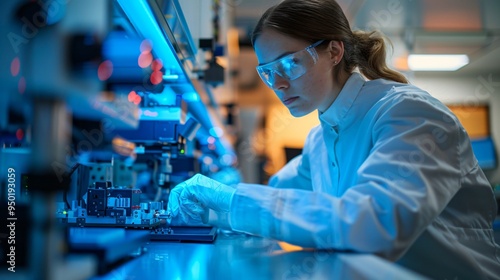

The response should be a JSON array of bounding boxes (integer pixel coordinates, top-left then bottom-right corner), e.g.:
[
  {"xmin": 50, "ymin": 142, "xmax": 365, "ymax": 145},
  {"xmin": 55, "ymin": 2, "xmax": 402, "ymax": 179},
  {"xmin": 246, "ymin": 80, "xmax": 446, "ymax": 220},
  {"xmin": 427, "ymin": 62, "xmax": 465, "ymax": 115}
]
[{"xmin": 167, "ymin": 0, "xmax": 500, "ymax": 278}]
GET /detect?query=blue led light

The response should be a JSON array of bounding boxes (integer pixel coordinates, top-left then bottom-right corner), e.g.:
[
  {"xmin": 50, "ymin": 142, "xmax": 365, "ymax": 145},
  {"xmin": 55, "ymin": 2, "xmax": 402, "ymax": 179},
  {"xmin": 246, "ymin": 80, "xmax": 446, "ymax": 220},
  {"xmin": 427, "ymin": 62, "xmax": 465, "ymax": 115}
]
[
  {"xmin": 117, "ymin": 0, "xmax": 182, "ymax": 75},
  {"xmin": 209, "ymin": 127, "xmax": 224, "ymax": 138},
  {"xmin": 182, "ymin": 92, "xmax": 200, "ymax": 102}
]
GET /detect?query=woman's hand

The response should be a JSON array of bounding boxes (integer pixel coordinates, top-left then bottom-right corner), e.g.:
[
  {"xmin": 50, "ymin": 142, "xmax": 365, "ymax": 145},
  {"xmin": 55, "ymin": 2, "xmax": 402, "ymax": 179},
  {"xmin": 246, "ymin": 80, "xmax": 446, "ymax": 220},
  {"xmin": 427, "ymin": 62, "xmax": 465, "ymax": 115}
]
[{"xmin": 167, "ymin": 174, "xmax": 236, "ymax": 225}]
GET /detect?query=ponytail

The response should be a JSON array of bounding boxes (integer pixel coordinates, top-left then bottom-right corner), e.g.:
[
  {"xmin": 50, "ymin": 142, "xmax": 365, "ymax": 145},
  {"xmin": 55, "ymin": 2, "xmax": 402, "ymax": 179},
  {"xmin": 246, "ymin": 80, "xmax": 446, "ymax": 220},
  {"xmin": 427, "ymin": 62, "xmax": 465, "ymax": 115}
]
[{"xmin": 344, "ymin": 30, "xmax": 408, "ymax": 84}]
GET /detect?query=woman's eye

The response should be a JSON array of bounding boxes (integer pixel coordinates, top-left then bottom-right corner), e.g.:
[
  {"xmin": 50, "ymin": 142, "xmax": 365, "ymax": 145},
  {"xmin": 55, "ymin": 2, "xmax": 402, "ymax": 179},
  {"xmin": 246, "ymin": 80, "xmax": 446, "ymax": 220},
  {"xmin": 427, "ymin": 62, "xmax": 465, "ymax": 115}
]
[{"xmin": 281, "ymin": 59, "xmax": 297, "ymax": 70}]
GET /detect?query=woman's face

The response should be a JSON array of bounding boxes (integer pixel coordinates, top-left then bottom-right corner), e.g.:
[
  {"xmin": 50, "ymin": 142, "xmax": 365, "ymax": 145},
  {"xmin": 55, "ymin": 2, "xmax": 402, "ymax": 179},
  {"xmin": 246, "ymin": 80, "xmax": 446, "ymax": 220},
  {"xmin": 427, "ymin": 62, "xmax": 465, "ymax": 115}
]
[{"xmin": 254, "ymin": 28, "xmax": 340, "ymax": 117}]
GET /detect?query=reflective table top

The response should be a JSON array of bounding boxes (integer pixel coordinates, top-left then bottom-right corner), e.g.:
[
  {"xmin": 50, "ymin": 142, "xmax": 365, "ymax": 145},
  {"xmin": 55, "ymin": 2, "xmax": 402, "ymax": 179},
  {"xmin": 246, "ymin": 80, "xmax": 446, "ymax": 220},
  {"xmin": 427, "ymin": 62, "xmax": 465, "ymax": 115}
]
[{"xmin": 91, "ymin": 230, "xmax": 426, "ymax": 280}]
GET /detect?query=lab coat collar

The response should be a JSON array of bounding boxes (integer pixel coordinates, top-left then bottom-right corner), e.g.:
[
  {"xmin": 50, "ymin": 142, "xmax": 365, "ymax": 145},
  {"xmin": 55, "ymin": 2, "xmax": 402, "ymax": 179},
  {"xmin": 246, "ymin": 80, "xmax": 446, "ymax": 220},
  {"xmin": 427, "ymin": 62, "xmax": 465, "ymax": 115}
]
[{"xmin": 319, "ymin": 72, "xmax": 366, "ymax": 128}]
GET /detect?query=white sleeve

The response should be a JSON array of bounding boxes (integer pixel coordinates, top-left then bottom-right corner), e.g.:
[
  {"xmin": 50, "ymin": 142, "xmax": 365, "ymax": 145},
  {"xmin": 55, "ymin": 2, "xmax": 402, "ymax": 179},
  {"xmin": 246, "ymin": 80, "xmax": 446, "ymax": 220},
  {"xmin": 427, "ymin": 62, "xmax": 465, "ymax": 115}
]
[{"xmin": 230, "ymin": 94, "xmax": 464, "ymax": 260}]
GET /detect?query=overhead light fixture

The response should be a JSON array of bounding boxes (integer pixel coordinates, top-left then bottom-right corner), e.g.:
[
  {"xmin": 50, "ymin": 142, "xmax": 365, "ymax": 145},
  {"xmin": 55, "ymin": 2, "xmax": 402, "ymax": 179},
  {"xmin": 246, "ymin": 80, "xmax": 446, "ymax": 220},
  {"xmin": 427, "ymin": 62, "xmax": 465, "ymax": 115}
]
[{"xmin": 408, "ymin": 54, "xmax": 469, "ymax": 71}]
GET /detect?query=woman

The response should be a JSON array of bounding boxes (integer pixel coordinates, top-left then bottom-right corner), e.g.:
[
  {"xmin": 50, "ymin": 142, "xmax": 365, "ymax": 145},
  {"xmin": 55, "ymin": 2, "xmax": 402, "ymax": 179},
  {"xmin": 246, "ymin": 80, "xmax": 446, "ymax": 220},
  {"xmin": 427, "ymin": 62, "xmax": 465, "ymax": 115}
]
[{"xmin": 168, "ymin": 0, "xmax": 500, "ymax": 278}]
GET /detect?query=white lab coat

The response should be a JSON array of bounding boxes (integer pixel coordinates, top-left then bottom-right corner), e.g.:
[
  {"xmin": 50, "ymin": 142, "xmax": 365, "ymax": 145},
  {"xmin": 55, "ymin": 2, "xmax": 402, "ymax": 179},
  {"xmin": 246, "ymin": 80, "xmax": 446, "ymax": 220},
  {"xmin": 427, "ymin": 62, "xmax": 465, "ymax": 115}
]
[{"xmin": 229, "ymin": 73, "xmax": 500, "ymax": 279}]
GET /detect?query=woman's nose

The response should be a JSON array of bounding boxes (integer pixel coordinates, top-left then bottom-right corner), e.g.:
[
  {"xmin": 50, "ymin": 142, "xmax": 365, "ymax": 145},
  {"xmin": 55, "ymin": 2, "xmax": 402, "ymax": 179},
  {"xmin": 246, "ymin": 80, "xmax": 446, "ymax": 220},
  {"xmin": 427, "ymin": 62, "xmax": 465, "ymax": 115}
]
[{"xmin": 271, "ymin": 72, "xmax": 289, "ymax": 90}]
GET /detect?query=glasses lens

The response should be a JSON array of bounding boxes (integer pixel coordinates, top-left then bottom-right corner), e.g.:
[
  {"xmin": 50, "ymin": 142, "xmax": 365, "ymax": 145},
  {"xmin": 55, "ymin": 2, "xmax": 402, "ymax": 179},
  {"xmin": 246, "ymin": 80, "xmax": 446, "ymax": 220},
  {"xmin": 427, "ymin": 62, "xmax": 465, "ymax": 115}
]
[
  {"xmin": 256, "ymin": 44, "xmax": 319, "ymax": 88},
  {"xmin": 276, "ymin": 50, "xmax": 312, "ymax": 80},
  {"xmin": 256, "ymin": 67, "xmax": 274, "ymax": 87}
]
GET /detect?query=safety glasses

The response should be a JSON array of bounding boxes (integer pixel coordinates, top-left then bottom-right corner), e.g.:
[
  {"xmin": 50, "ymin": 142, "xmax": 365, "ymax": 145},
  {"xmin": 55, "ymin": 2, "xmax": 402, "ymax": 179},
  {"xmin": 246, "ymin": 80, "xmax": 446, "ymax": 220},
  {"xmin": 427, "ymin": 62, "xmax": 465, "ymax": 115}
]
[{"xmin": 256, "ymin": 40, "xmax": 324, "ymax": 88}]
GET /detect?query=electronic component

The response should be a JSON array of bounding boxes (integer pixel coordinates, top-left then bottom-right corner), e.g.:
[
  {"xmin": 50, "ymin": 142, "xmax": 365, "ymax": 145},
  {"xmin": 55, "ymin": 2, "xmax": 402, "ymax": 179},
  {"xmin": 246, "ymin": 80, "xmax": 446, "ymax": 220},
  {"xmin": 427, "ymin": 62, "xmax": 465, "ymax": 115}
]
[
  {"xmin": 150, "ymin": 226, "xmax": 217, "ymax": 242},
  {"xmin": 58, "ymin": 182, "xmax": 162, "ymax": 228}
]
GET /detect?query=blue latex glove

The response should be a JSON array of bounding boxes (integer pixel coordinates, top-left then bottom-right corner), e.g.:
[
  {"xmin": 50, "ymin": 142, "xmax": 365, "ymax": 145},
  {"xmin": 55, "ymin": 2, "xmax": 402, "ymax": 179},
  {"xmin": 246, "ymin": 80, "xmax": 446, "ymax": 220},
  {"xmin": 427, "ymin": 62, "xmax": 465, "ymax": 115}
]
[{"xmin": 167, "ymin": 174, "xmax": 236, "ymax": 225}]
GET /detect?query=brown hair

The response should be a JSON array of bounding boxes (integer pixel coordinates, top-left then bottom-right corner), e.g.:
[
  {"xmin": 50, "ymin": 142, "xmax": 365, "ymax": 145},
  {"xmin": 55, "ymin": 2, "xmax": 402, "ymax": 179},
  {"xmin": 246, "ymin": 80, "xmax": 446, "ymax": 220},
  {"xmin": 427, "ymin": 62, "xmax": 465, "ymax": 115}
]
[{"xmin": 252, "ymin": 0, "xmax": 408, "ymax": 84}]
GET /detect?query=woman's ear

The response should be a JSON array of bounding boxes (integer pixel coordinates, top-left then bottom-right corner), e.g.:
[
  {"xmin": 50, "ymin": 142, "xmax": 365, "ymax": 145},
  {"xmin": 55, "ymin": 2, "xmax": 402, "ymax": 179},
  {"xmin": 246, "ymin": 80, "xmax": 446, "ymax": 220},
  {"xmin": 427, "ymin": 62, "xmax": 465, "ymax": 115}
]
[{"xmin": 328, "ymin": 40, "xmax": 344, "ymax": 65}]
